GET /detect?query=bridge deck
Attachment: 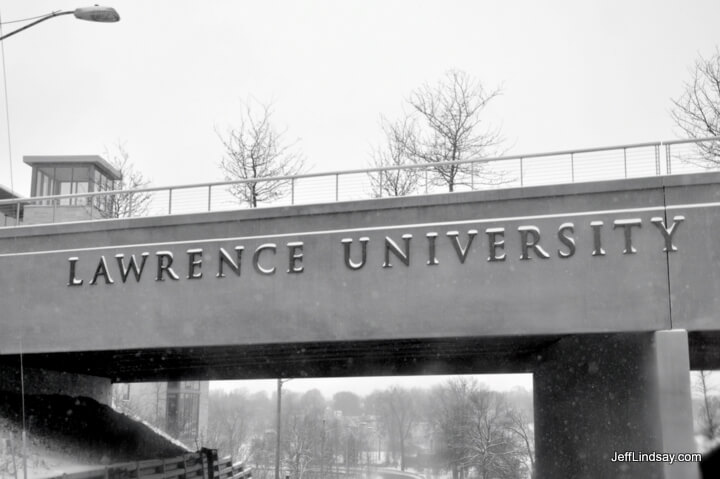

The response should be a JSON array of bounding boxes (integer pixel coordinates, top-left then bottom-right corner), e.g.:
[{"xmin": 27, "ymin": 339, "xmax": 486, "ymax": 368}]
[{"xmin": 2, "ymin": 172, "xmax": 720, "ymax": 379}]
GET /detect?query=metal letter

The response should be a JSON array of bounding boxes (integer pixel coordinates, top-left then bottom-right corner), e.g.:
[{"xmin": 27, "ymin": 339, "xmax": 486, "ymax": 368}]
[
  {"xmin": 650, "ymin": 215, "xmax": 685, "ymax": 252},
  {"xmin": 447, "ymin": 229, "xmax": 478, "ymax": 264},
  {"xmin": 156, "ymin": 251, "xmax": 180, "ymax": 281},
  {"xmin": 426, "ymin": 233, "xmax": 439, "ymax": 265},
  {"xmin": 115, "ymin": 253, "xmax": 149, "ymax": 283},
  {"xmin": 253, "ymin": 243, "xmax": 277, "ymax": 275},
  {"xmin": 217, "ymin": 246, "xmax": 244, "ymax": 278},
  {"xmin": 383, "ymin": 234, "xmax": 412, "ymax": 268},
  {"xmin": 518, "ymin": 226, "xmax": 550, "ymax": 260},
  {"xmin": 557, "ymin": 223, "xmax": 576, "ymax": 259},
  {"xmin": 287, "ymin": 242, "xmax": 304, "ymax": 274},
  {"xmin": 341, "ymin": 238, "xmax": 369, "ymax": 270},
  {"xmin": 591, "ymin": 221, "xmax": 606, "ymax": 256},
  {"xmin": 187, "ymin": 248, "xmax": 203, "ymax": 279},
  {"xmin": 67, "ymin": 257, "xmax": 83, "ymax": 286},
  {"xmin": 613, "ymin": 219, "xmax": 642, "ymax": 254},
  {"xmin": 90, "ymin": 255, "xmax": 114, "ymax": 285},
  {"xmin": 486, "ymin": 228, "xmax": 506, "ymax": 262}
]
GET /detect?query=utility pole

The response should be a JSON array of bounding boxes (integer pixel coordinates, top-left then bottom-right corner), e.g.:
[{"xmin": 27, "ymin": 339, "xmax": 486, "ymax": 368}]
[
  {"xmin": 320, "ymin": 418, "xmax": 326, "ymax": 479},
  {"xmin": 275, "ymin": 378, "xmax": 291, "ymax": 479}
]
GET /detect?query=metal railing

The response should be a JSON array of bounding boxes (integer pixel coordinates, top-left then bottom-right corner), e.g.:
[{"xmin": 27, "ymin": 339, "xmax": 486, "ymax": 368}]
[{"xmin": 1, "ymin": 136, "xmax": 718, "ymax": 228}]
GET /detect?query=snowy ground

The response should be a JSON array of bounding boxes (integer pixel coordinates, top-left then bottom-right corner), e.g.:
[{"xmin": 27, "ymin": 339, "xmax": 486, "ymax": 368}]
[{"xmin": 0, "ymin": 392, "xmax": 187, "ymax": 478}]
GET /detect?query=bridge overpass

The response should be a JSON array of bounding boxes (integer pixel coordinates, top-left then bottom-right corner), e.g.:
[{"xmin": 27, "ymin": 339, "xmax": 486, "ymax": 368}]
[{"xmin": 2, "ymin": 142, "xmax": 720, "ymax": 478}]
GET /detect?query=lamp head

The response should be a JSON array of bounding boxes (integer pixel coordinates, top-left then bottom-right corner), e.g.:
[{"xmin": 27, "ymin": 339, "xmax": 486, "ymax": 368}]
[{"xmin": 73, "ymin": 6, "xmax": 120, "ymax": 23}]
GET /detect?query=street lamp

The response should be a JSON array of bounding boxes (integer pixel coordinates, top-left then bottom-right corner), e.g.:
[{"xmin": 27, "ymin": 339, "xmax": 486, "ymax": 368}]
[
  {"xmin": 0, "ymin": 6, "xmax": 120, "ymax": 41},
  {"xmin": 0, "ymin": 8, "xmax": 118, "ymax": 479}
]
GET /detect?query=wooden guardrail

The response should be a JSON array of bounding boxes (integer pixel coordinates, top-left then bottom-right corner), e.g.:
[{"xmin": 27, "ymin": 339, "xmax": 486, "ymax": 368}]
[
  {"xmin": 208, "ymin": 451, "xmax": 252, "ymax": 479},
  {"xmin": 51, "ymin": 449, "xmax": 251, "ymax": 479}
]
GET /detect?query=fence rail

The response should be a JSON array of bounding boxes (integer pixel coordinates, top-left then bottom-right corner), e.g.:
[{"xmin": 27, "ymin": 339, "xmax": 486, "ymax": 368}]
[
  {"xmin": 48, "ymin": 449, "xmax": 251, "ymax": 479},
  {"xmin": 1, "ymin": 137, "xmax": 719, "ymax": 228}
]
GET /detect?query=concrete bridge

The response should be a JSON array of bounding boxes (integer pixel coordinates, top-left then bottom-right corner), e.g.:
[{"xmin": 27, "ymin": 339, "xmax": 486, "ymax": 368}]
[{"xmin": 3, "ymin": 169, "xmax": 720, "ymax": 478}]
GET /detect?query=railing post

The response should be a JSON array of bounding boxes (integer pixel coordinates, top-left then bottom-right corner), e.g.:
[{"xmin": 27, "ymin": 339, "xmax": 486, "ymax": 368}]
[
  {"xmin": 52, "ymin": 199, "xmax": 56, "ymax": 223},
  {"xmin": 208, "ymin": 185, "xmax": 212, "ymax": 212},
  {"xmin": 623, "ymin": 148, "xmax": 628, "ymax": 178},
  {"xmin": 655, "ymin": 145, "xmax": 661, "ymax": 176},
  {"xmin": 666, "ymin": 144, "xmax": 672, "ymax": 175},
  {"xmin": 202, "ymin": 448, "xmax": 217, "ymax": 479},
  {"xmin": 570, "ymin": 152, "xmax": 575, "ymax": 182},
  {"xmin": 520, "ymin": 158, "xmax": 524, "ymax": 187},
  {"xmin": 335, "ymin": 173, "xmax": 339, "ymax": 201},
  {"xmin": 291, "ymin": 178, "xmax": 295, "ymax": 205},
  {"xmin": 168, "ymin": 188, "xmax": 173, "ymax": 214}
]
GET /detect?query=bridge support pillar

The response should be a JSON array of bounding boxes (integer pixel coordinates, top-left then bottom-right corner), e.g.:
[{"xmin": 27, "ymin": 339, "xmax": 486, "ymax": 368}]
[{"xmin": 533, "ymin": 330, "xmax": 698, "ymax": 479}]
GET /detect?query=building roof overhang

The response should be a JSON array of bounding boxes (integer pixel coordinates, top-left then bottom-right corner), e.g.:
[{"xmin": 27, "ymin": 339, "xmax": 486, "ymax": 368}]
[{"xmin": 23, "ymin": 155, "xmax": 122, "ymax": 181}]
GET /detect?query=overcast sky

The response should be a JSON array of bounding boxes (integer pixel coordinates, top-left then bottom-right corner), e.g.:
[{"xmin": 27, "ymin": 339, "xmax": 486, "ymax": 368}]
[
  {"xmin": 1, "ymin": 0, "xmax": 719, "ymax": 197},
  {"xmin": 2, "ymin": 1, "xmax": 718, "ymax": 394},
  {"xmin": 210, "ymin": 373, "xmax": 533, "ymax": 396}
]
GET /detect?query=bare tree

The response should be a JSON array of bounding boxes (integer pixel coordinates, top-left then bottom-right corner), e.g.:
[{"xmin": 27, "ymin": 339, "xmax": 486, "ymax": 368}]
[
  {"xmin": 695, "ymin": 370, "xmax": 720, "ymax": 440},
  {"xmin": 430, "ymin": 378, "xmax": 529, "ymax": 479},
  {"xmin": 218, "ymin": 100, "xmax": 305, "ymax": 207},
  {"xmin": 283, "ymin": 415, "xmax": 317, "ymax": 479},
  {"xmin": 431, "ymin": 377, "xmax": 477, "ymax": 479},
  {"xmin": 369, "ymin": 118, "xmax": 421, "ymax": 197},
  {"xmin": 103, "ymin": 142, "xmax": 152, "ymax": 217},
  {"xmin": 387, "ymin": 387, "xmax": 416, "ymax": 471},
  {"xmin": 506, "ymin": 408, "xmax": 534, "ymax": 479},
  {"xmin": 464, "ymin": 392, "xmax": 525, "ymax": 479},
  {"xmin": 207, "ymin": 390, "xmax": 252, "ymax": 460},
  {"xmin": 671, "ymin": 47, "xmax": 720, "ymax": 166},
  {"xmin": 378, "ymin": 70, "xmax": 506, "ymax": 193},
  {"xmin": 371, "ymin": 387, "xmax": 417, "ymax": 471}
]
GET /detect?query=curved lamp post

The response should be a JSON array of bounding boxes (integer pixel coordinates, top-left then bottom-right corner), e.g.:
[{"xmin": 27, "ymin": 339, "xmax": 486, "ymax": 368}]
[
  {"xmin": 0, "ymin": 6, "xmax": 120, "ymax": 41},
  {"xmin": 0, "ymin": 8, "xmax": 118, "ymax": 479}
]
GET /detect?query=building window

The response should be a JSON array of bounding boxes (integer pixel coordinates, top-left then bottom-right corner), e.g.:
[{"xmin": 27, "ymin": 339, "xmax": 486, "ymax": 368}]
[
  {"xmin": 35, "ymin": 167, "xmax": 54, "ymax": 203},
  {"xmin": 182, "ymin": 381, "xmax": 200, "ymax": 390}
]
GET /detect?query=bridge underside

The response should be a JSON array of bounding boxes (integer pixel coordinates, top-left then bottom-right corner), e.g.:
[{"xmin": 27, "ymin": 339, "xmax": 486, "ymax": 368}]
[
  {"xmin": 3, "ymin": 331, "xmax": 720, "ymax": 383},
  {"xmin": 0, "ymin": 335, "xmax": 560, "ymax": 382}
]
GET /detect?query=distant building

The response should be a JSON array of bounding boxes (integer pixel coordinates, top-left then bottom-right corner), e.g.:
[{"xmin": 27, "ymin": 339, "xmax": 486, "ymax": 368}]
[{"xmin": 22, "ymin": 155, "xmax": 122, "ymax": 224}]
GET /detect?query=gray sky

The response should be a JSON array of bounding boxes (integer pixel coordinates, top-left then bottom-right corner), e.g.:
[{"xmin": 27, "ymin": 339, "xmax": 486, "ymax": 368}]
[
  {"xmin": 210, "ymin": 374, "xmax": 533, "ymax": 396},
  {"xmin": 1, "ymin": 1, "xmax": 717, "ymax": 394},
  {"xmin": 1, "ymin": 0, "xmax": 719, "ymax": 196}
]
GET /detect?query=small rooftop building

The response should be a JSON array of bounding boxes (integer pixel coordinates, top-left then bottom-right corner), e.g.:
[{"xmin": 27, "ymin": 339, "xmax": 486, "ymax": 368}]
[{"xmin": 22, "ymin": 155, "xmax": 122, "ymax": 224}]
